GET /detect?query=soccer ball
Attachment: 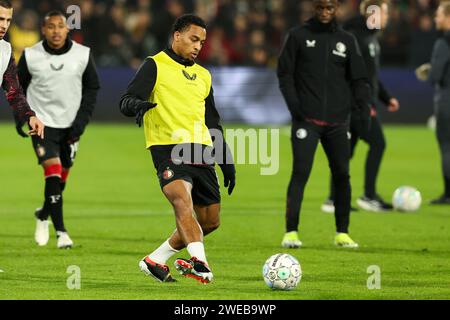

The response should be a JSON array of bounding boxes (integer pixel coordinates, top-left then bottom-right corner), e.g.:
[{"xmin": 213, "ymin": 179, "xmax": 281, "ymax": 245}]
[
  {"xmin": 392, "ymin": 186, "xmax": 422, "ymax": 212},
  {"xmin": 262, "ymin": 253, "xmax": 302, "ymax": 290}
]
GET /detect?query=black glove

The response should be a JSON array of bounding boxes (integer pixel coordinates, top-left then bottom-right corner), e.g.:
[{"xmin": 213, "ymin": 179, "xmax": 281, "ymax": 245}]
[
  {"xmin": 219, "ymin": 163, "xmax": 236, "ymax": 195},
  {"xmin": 351, "ymin": 105, "xmax": 371, "ymax": 140},
  {"xmin": 67, "ymin": 126, "xmax": 83, "ymax": 144},
  {"xmin": 13, "ymin": 112, "xmax": 28, "ymax": 138},
  {"xmin": 15, "ymin": 122, "xmax": 28, "ymax": 138},
  {"xmin": 135, "ymin": 102, "xmax": 157, "ymax": 127}
]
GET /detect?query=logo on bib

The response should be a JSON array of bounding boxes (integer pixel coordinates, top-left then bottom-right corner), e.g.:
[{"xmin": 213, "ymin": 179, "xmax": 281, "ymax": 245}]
[
  {"xmin": 50, "ymin": 63, "xmax": 64, "ymax": 71},
  {"xmin": 182, "ymin": 70, "xmax": 197, "ymax": 81}
]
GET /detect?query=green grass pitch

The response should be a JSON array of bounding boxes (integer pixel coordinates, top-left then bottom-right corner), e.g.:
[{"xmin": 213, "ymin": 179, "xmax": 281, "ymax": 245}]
[{"xmin": 0, "ymin": 123, "xmax": 449, "ymax": 300}]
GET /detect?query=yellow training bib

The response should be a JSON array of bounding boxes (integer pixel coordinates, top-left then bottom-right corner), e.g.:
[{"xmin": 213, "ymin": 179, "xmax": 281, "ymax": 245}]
[{"xmin": 144, "ymin": 51, "xmax": 213, "ymax": 148}]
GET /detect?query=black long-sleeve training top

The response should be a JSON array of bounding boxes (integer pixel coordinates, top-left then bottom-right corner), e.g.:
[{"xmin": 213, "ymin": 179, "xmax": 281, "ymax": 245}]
[
  {"xmin": 277, "ymin": 17, "xmax": 371, "ymax": 124},
  {"xmin": 120, "ymin": 48, "xmax": 233, "ymax": 166}
]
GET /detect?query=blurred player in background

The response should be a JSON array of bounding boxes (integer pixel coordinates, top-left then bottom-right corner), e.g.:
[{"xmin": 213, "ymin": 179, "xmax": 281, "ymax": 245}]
[
  {"xmin": 16, "ymin": 11, "xmax": 100, "ymax": 248},
  {"xmin": 416, "ymin": 2, "xmax": 450, "ymax": 205},
  {"xmin": 0, "ymin": 0, "xmax": 44, "ymax": 138},
  {"xmin": 322, "ymin": 0, "xmax": 401, "ymax": 214},
  {"xmin": 278, "ymin": 0, "xmax": 371, "ymax": 249},
  {"xmin": 120, "ymin": 14, "xmax": 235, "ymax": 283}
]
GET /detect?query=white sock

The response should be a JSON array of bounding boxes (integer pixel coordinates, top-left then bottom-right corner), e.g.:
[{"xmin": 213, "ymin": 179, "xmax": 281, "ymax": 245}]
[
  {"xmin": 148, "ymin": 240, "xmax": 179, "ymax": 265},
  {"xmin": 187, "ymin": 242, "xmax": 207, "ymax": 264}
]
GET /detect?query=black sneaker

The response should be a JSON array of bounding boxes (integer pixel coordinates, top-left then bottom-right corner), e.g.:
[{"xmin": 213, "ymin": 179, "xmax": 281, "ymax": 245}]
[
  {"xmin": 429, "ymin": 195, "xmax": 450, "ymax": 205},
  {"xmin": 357, "ymin": 194, "xmax": 393, "ymax": 212},
  {"xmin": 174, "ymin": 257, "xmax": 213, "ymax": 284},
  {"xmin": 139, "ymin": 257, "xmax": 176, "ymax": 282}
]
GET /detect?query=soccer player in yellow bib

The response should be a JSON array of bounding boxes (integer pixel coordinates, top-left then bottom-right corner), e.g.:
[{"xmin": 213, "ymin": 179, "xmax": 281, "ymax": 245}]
[{"xmin": 120, "ymin": 14, "xmax": 236, "ymax": 284}]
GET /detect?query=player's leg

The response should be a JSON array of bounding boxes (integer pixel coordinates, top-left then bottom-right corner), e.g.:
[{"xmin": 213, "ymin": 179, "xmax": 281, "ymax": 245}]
[
  {"xmin": 141, "ymin": 177, "xmax": 215, "ymax": 283},
  {"xmin": 52, "ymin": 139, "xmax": 79, "ymax": 247},
  {"xmin": 140, "ymin": 179, "xmax": 197, "ymax": 282},
  {"xmin": 143, "ymin": 204, "xmax": 219, "ymax": 279},
  {"xmin": 194, "ymin": 204, "xmax": 220, "ymax": 236},
  {"xmin": 42, "ymin": 157, "xmax": 73, "ymax": 248},
  {"xmin": 172, "ymin": 203, "xmax": 219, "ymax": 283},
  {"xmin": 59, "ymin": 139, "xmax": 78, "ymax": 192},
  {"xmin": 322, "ymin": 126, "xmax": 359, "ymax": 213},
  {"xmin": 282, "ymin": 121, "xmax": 321, "ymax": 248},
  {"xmin": 172, "ymin": 165, "xmax": 220, "ymax": 283},
  {"xmin": 355, "ymin": 116, "xmax": 392, "ymax": 211},
  {"xmin": 321, "ymin": 125, "xmax": 358, "ymax": 248},
  {"xmin": 431, "ymin": 115, "xmax": 450, "ymax": 204},
  {"xmin": 34, "ymin": 157, "xmax": 62, "ymax": 246},
  {"xmin": 31, "ymin": 129, "xmax": 69, "ymax": 247}
]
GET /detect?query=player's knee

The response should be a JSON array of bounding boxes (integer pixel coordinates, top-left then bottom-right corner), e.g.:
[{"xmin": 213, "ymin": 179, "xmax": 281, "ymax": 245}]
[
  {"xmin": 172, "ymin": 197, "xmax": 193, "ymax": 215},
  {"xmin": 202, "ymin": 220, "xmax": 220, "ymax": 234},
  {"xmin": 331, "ymin": 171, "xmax": 349, "ymax": 185},
  {"xmin": 370, "ymin": 136, "xmax": 386, "ymax": 153},
  {"xmin": 291, "ymin": 167, "xmax": 311, "ymax": 182}
]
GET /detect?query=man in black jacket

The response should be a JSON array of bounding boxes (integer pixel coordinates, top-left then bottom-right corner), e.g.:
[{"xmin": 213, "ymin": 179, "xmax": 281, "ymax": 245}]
[
  {"xmin": 278, "ymin": 0, "xmax": 370, "ymax": 249},
  {"xmin": 416, "ymin": 2, "xmax": 450, "ymax": 204},
  {"xmin": 322, "ymin": 0, "xmax": 400, "ymax": 214},
  {"xmin": 16, "ymin": 11, "xmax": 100, "ymax": 249}
]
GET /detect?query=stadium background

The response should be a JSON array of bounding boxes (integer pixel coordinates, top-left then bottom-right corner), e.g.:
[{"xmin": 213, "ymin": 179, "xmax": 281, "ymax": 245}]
[{"xmin": 0, "ymin": 0, "xmax": 441, "ymax": 124}]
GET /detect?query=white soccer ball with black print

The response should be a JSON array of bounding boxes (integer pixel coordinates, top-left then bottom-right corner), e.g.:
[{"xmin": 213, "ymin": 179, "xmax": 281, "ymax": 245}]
[{"xmin": 262, "ymin": 253, "xmax": 302, "ymax": 290}]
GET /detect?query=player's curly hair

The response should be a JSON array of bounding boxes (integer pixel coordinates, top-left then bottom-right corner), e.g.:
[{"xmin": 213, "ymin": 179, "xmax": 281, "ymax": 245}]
[
  {"xmin": 42, "ymin": 10, "xmax": 66, "ymax": 26},
  {"xmin": 0, "ymin": 0, "xmax": 12, "ymax": 9},
  {"xmin": 172, "ymin": 14, "xmax": 207, "ymax": 34}
]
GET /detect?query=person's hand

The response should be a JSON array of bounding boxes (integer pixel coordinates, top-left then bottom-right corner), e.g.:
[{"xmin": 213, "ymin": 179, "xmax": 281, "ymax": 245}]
[
  {"xmin": 136, "ymin": 102, "xmax": 157, "ymax": 127},
  {"xmin": 65, "ymin": 125, "xmax": 83, "ymax": 144},
  {"xmin": 387, "ymin": 98, "xmax": 400, "ymax": 112},
  {"xmin": 15, "ymin": 121, "xmax": 28, "ymax": 138},
  {"xmin": 219, "ymin": 163, "xmax": 236, "ymax": 195},
  {"xmin": 351, "ymin": 105, "xmax": 371, "ymax": 140},
  {"xmin": 28, "ymin": 116, "xmax": 45, "ymax": 139},
  {"xmin": 415, "ymin": 63, "xmax": 431, "ymax": 82},
  {"xmin": 67, "ymin": 131, "xmax": 80, "ymax": 145}
]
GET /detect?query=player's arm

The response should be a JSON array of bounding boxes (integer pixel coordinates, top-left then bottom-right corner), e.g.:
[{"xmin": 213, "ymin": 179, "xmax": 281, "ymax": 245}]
[
  {"xmin": 68, "ymin": 52, "xmax": 100, "ymax": 143},
  {"xmin": 347, "ymin": 35, "xmax": 372, "ymax": 137},
  {"xmin": 378, "ymin": 80, "xmax": 400, "ymax": 112},
  {"xmin": 17, "ymin": 51, "xmax": 31, "ymax": 93},
  {"xmin": 205, "ymin": 86, "xmax": 235, "ymax": 195},
  {"xmin": 119, "ymin": 57, "xmax": 157, "ymax": 127},
  {"xmin": 377, "ymin": 80, "xmax": 391, "ymax": 106},
  {"xmin": 2, "ymin": 53, "xmax": 44, "ymax": 138},
  {"xmin": 429, "ymin": 39, "xmax": 450, "ymax": 85},
  {"xmin": 14, "ymin": 52, "xmax": 32, "ymax": 137},
  {"xmin": 277, "ymin": 30, "xmax": 303, "ymax": 121}
]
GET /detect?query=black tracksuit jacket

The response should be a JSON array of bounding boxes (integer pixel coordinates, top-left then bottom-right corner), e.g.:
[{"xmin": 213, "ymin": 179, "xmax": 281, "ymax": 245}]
[
  {"xmin": 277, "ymin": 17, "xmax": 370, "ymax": 124},
  {"xmin": 343, "ymin": 15, "xmax": 392, "ymax": 107}
]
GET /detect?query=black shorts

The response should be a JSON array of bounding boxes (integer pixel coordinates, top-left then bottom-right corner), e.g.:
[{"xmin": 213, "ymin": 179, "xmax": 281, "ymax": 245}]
[
  {"xmin": 150, "ymin": 146, "xmax": 221, "ymax": 206},
  {"xmin": 31, "ymin": 127, "xmax": 78, "ymax": 168}
]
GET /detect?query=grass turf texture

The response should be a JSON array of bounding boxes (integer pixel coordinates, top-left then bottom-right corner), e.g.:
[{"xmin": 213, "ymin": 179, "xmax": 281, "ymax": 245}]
[{"xmin": 0, "ymin": 123, "xmax": 449, "ymax": 300}]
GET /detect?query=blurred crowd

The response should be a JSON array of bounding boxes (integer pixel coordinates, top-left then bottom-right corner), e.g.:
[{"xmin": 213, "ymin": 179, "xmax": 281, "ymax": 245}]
[{"xmin": 7, "ymin": 0, "xmax": 442, "ymax": 69}]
